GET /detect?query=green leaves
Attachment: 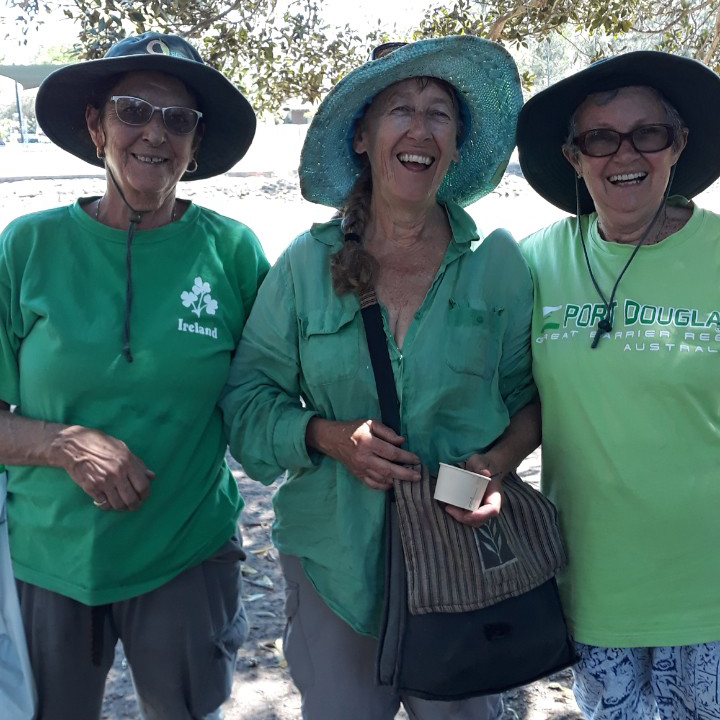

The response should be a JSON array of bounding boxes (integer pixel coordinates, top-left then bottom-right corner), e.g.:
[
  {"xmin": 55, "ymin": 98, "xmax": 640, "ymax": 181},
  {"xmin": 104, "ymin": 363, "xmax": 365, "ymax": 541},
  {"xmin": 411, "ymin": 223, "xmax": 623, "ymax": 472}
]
[
  {"xmin": 7, "ymin": 0, "xmax": 720, "ymax": 110},
  {"xmin": 418, "ymin": 0, "xmax": 720, "ymax": 79}
]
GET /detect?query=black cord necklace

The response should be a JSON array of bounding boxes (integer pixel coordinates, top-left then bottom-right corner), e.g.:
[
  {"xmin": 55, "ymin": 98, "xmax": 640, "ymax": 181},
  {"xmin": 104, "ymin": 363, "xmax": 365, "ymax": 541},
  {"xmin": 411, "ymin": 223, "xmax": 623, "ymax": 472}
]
[{"xmin": 577, "ymin": 167, "xmax": 676, "ymax": 349}]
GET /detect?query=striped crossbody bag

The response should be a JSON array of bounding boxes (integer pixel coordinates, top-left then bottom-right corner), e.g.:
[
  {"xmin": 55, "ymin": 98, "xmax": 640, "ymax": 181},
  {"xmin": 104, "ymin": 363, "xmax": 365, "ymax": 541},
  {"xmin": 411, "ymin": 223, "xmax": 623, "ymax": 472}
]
[{"xmin": 357, "ymin": 288, "xmax": 577, "ymax": 701}]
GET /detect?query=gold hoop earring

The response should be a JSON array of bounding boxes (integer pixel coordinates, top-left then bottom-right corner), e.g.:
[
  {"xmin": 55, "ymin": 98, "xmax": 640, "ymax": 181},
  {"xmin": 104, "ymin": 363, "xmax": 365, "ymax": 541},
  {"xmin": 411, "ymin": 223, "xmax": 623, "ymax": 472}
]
[{"xmin": 186, "ymin": 158, "xmax": 198, "ymax": 174}]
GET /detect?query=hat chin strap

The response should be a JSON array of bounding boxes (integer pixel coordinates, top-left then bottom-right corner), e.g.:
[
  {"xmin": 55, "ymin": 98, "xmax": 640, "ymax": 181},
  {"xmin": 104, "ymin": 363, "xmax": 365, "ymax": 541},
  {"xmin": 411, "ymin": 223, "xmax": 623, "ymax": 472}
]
[{"xmin": 106, "ymin": 166, "xmax": 146, "ymax": 364}]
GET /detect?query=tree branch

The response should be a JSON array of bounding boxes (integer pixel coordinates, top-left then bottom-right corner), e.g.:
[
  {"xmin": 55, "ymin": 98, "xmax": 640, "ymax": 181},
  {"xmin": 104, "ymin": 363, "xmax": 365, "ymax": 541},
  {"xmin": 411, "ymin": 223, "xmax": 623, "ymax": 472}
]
[
  {"xmin": 487, "ymin": 0, "xmax": 548, "ymax": 42},
  {"xmin": 630, "ymin": 0, "xmax": 716, "ymax": 35},
  {"xmin": 178, "ymin": 0, "xmax": 263, "ymax": 36},
  {"xmin": 703, "ymin": 2, "xmax": 720, "ymax": 63}
]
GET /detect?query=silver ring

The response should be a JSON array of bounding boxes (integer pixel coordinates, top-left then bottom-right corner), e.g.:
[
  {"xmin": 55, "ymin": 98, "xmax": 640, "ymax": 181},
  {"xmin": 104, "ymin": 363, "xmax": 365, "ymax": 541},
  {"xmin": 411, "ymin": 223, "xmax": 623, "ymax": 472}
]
[{"xmin": 93, "ymin": 497, "xmax": 108, "ymax": 507}]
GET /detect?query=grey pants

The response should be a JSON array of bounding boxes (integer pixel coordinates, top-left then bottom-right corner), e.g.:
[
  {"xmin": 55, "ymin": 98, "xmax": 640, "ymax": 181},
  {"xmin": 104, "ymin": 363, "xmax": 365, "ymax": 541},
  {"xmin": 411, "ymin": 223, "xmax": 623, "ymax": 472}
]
[
  {"xmin": 280, "ymin": 554, "xmax": 504, "ymax": 720},
  {"xmin": 16, "ymin": 534, "xmax": 248, "ymax": 720}
]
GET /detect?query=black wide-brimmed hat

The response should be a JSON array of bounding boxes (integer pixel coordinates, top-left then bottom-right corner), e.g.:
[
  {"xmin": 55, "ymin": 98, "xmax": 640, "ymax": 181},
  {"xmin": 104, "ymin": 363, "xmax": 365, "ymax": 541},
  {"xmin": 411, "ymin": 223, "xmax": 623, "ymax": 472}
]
[
  {"xmin": 36, "ymin": 32, "xmax": 256, "ymax": 181},
  {"xmin": 517, "ymin": 51, "xmax": 720, "ymax": 214}
]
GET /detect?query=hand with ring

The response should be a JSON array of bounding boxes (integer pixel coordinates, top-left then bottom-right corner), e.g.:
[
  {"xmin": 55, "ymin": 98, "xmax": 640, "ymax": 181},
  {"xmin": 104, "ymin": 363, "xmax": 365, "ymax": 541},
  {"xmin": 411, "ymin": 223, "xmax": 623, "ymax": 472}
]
[{"xmin": 53, "ymin": 425, "xmax": 155, "ymax": 511}]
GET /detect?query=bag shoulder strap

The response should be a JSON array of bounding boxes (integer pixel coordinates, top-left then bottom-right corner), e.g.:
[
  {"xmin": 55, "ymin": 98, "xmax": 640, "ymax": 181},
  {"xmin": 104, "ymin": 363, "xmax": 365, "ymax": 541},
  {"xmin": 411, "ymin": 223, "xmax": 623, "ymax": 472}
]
[{"xmin": 359, "ymin": 290, "xmax": 401, "ymax": 435}]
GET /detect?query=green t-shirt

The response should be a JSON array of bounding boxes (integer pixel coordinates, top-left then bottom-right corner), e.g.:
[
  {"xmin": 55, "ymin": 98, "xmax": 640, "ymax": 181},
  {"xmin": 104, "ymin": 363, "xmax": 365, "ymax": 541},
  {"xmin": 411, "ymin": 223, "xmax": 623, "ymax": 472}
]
[
  {"xmin": 0, "ymin": 199, "xmax": 269, "ymax": 605},
  {"xmin": 221, "ymin": 202, "xmax": 537, "ymax": 636},
  {"xmin": 520, "ymin": 200, "xmax": 720, "ymax": 647}
]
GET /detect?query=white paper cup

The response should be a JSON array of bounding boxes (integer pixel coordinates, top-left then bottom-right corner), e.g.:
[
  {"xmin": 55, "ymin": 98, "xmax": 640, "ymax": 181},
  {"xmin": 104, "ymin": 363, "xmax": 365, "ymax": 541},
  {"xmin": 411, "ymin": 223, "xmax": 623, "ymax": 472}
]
[{"xmin": 433, "ymin": 463, "xmax": 490, "ymax": 511}]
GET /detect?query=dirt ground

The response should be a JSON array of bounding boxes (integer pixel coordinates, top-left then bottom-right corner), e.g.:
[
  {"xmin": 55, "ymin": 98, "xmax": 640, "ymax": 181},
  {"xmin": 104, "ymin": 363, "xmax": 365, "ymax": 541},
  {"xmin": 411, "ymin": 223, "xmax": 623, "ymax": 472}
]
[{"xmin": 99, "ymin": 449, "xmax": 583, "ymax": 720}]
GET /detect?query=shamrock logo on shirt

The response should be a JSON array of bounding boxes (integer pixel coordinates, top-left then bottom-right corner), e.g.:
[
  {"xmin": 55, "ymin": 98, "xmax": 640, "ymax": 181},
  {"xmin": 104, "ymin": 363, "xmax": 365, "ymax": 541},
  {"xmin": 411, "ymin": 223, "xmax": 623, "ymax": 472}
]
[{"xmin": 181, "ymin": 276, "xmax": 218, "ymax": 317}]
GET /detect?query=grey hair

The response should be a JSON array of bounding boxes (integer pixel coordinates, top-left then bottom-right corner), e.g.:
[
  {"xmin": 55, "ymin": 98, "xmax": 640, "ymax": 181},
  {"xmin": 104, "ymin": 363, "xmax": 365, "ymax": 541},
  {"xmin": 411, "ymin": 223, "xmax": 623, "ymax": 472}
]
[{"xmin": 562, "ymin": 86, "xmax": 686, "ymax": 161}]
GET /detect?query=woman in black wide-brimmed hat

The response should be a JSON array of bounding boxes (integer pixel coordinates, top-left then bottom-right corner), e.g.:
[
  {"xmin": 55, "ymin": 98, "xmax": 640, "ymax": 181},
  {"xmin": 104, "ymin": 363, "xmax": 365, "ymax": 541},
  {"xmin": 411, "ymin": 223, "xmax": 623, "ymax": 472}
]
[
  {"xmin": 0, "ymin": 32, "xmax": 268, "ymax": 719},
  {"xmin": 517, "ymin": 51, "xmax": 720, "ymax": 719}
]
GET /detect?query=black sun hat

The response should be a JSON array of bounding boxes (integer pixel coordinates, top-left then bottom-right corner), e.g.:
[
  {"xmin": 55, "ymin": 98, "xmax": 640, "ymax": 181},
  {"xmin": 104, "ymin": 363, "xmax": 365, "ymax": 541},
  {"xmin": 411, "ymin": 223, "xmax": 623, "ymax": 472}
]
[
  {"xmin": 35, "ymin": 32, "xmax": 256, "ymax": 181},
  {"xmin": 517, "ymin": 51, "xmax": 720, "ymax": 214}
]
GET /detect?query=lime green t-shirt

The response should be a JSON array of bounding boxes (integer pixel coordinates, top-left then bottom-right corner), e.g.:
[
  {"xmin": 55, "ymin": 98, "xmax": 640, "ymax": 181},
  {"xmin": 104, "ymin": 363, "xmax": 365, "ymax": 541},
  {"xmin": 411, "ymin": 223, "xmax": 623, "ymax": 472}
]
[
  {"xmin": 521, "ymin": 200, "xmax": 720, "ymax": 647},
  {"xmin": 0, "ymin": 199, "xmax": 269, "ymax": 605},
  {"xmin": 221, "ymin": 202, "xmax": 537, "ymax": 636}
]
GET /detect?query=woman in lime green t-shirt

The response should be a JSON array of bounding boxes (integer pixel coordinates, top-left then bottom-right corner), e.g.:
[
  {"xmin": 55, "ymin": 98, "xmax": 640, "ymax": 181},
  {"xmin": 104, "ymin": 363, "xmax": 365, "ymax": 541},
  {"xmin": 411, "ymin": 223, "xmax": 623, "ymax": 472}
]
[{"xmin": 517, "ymin": 51, "xmax": 720, "ymax": 719}]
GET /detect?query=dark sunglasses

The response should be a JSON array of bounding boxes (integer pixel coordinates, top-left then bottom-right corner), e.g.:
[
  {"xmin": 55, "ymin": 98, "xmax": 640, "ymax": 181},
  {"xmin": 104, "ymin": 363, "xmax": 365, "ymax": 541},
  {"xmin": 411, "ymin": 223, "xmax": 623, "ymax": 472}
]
[
  {"xmin": 109, "ymin": 95, "xmax": 203, "ymax": 135},
  {"xmin": 572, "ymin": 124, "xmax": 675, "ymax": 157},
  {"xmin": 370, "ymin": 41, "xmax": 408, "ymax": 60}
]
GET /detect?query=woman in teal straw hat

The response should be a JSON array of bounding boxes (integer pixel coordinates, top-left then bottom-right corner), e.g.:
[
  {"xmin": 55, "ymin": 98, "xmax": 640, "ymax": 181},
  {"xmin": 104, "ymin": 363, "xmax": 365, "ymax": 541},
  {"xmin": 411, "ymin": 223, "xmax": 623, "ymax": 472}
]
[
  {"xmin": 221, "ymin": 36, "xmax": 540, "ymax": 719},
  {"xmin": 517, "ymin": 51, "xmax": 720, "ymax": 719},
  {"xmin": 0, "ymin": 31, "xmax": 268, "ymax": 719}
]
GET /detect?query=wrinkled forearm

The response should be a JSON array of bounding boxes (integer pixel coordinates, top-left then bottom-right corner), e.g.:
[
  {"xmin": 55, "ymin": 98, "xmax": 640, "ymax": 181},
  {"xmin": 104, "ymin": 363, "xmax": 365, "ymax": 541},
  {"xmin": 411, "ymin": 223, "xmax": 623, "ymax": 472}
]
[
  {"xmin": 305, "ymin": 417, "xmax": 341, "ymax": 460},
  {"xmin": 485, "ymin": 401, "xmax": 541, "ymax": 473},
  {"xmin": 0, "ymin": 403, "xmax": 72, "ymax": 469}
]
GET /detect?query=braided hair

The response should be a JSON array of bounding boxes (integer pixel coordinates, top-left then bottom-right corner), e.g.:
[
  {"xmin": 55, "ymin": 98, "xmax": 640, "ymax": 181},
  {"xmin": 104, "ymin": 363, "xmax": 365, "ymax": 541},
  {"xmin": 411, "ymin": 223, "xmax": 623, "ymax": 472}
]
[{"xmin": 330, "ymin": 164, "xmax": 378, "ymax": 295}]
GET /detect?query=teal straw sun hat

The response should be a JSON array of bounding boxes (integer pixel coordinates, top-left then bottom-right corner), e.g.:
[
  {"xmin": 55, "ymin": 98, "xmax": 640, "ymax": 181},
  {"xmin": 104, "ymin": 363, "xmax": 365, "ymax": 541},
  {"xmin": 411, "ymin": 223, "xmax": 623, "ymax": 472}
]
[{"xmin": 299, "ymin": 35, "xmax": 523, "ymax": 209}]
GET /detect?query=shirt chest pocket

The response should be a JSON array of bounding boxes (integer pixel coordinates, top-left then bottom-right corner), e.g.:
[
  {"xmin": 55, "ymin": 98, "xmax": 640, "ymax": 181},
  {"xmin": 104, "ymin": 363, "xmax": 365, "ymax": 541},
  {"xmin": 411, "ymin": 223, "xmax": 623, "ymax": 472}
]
[
  {"xmin": 299, "ymin": 308, "xmax": 361, "ymax": 386},
  {"xmin": 444, "ymin": 299, "xmax": 503, "ymax": 379}
]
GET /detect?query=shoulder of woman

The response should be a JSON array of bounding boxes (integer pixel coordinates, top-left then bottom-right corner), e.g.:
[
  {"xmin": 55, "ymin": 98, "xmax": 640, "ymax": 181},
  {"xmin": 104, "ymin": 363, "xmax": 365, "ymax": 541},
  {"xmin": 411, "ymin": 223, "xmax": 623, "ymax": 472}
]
[
  {"xmin": 519, "ymin": 216, "xmax": 577, "ymax": 255},
  {"xmin": 472, "ymin": 227, "xmax": 526, "ymax": 265},
  {"xmin": 276, "ymin": 218, "xmax": 343, "ymax": 262},
  {"xmin": 187, "ymin": 206, "xmax": 268, "ymax": 270},
  {"xmin": 2, "ymin": 205, "xmax": 70, "ymax": 236},
  {"xmin": 1, "ymin": 206, "xmax": 72, "ymax": 259},
  {"xmin": 457, "ymin": 227, "xmax": 533, "ymax": 296},
  {"xmin": 266, "ymin": 222, "xmax": 339, "ymax": 282},
  {"xmin": 192, "ymin": 204, "xmax": 260, "ymax": 240},
  {"xmin": 481, "ymin": 226, "xmax": 516, "ymax": 247},
  {"xmin": 308, "ymin": 216, "xmax": 343, "ymax": 245}
]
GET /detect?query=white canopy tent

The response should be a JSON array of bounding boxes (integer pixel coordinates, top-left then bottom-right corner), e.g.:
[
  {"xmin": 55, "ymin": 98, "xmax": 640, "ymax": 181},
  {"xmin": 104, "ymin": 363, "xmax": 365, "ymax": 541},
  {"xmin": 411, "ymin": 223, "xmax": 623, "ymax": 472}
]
[{"xmin": 0, "ymin": 64, "xmax": 66, "ymax": 142}]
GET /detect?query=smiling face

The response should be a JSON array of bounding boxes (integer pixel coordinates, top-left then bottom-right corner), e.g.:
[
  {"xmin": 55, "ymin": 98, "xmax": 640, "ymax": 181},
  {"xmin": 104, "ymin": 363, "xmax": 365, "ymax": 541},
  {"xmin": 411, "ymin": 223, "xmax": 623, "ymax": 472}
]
[
  {"xmin": 86, "ymin": 70, "xmax": 202, "ymax": 212},
  {"xmin": 564, "ymin": 86, "xmax": 687, "ymax": 233},
  {"xmin": 352, "ymin": 77, "xmax": 460, "ymax": 211}
]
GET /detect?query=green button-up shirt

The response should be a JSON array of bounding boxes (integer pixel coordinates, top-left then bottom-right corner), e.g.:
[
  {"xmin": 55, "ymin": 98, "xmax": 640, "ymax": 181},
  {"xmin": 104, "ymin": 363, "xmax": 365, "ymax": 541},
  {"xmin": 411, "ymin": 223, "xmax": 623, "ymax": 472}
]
[{"xmin": 221, "ymin": 201, "xmax": 536, "ymax": 635}]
